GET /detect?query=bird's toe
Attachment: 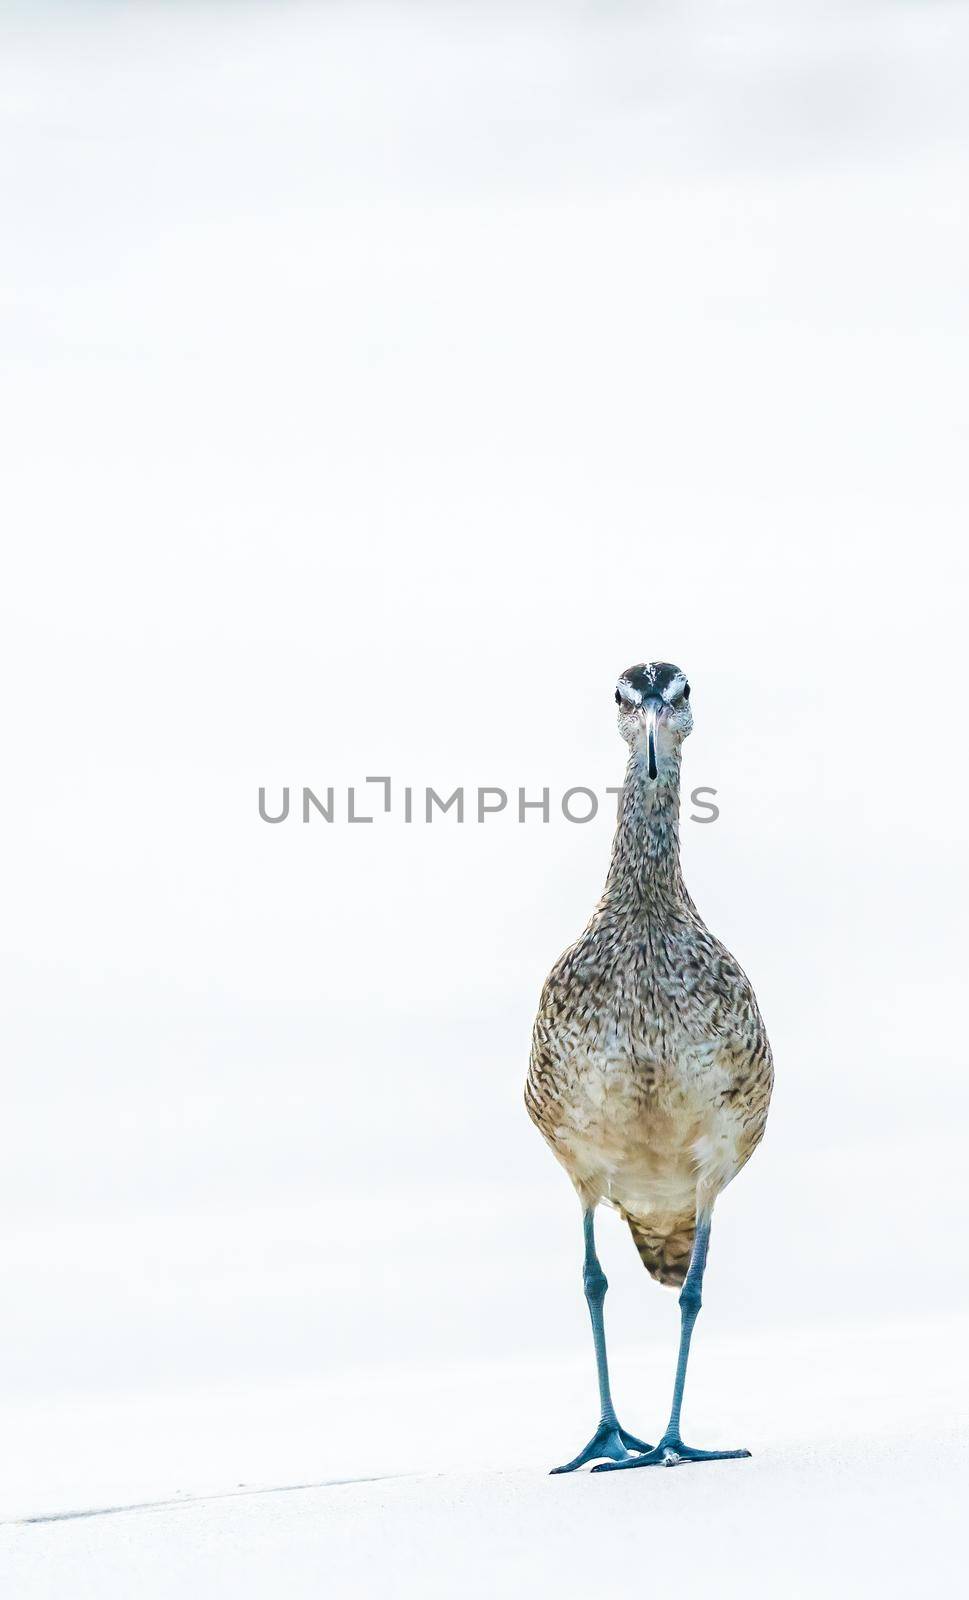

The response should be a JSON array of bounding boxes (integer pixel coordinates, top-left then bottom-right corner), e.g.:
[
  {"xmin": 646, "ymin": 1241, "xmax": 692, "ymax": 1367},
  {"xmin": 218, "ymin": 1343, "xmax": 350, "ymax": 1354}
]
[
  {"xmin": 549, "ymin": 1420, "xmax": 653, "ymax": 1474},
  {"xmin": 592, "ymin": 1436, "xmax": 751, "ymax": 1472}
]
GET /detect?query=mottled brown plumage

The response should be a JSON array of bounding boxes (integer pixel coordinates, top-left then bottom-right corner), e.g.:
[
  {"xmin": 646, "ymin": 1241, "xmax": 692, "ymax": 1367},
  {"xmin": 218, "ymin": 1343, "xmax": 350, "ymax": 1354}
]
[{"xmin": 527, "ymin": 662, "xmax": 772, "ymax": 1471}]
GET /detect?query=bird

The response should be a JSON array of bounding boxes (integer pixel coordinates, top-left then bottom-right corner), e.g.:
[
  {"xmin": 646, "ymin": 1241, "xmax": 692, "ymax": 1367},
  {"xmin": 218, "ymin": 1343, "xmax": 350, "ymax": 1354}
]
[{"xmin": 525, "ymin": 661, "xmax": 773, "ymax": 1473}]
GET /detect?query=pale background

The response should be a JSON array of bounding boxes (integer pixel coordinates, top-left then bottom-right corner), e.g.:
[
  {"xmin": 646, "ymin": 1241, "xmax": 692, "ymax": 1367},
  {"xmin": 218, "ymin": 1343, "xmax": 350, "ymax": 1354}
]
[{"xmin": 1, "ymin": 1, "xmax": 967, "ymax": 1592}]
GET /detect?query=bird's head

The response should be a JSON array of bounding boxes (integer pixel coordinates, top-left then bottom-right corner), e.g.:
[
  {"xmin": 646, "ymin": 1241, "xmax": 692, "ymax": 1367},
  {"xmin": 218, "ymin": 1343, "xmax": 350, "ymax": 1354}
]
[{"xmin": 615, "ymin": 661, "xmax": 693, "ymax": 779}]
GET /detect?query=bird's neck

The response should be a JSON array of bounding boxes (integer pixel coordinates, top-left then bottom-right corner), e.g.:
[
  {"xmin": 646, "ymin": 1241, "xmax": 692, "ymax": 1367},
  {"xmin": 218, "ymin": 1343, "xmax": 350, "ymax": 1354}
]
[{"xmin": 599, "ymin": 748, "xmax": 687, "ymax": 916}]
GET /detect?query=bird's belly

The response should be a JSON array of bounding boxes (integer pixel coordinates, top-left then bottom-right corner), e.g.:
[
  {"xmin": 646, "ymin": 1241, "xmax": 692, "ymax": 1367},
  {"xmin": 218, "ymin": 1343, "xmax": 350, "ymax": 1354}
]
[{"xmin": 542, "ymin": 1043, "xmax": 746, "ymax": 1214}]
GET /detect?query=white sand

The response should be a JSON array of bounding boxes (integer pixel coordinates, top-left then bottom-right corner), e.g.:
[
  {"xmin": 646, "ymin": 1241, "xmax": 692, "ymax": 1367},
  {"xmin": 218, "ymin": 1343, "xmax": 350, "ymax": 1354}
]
[{"xmin": 3, "ymin": 1318, "xmax": 966, "ymax": 1598}]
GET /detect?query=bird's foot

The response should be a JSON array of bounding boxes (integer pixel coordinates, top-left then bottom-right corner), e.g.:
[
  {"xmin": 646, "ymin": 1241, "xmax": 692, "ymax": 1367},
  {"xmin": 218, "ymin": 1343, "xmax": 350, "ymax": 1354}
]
[
  {"xmin": 592, "ymin": 1430, "xmax": 750, "ymax": 1472},
  {"xmin": 550, "ymin": 1419, "xmax": 653, "ymax": 1475}
]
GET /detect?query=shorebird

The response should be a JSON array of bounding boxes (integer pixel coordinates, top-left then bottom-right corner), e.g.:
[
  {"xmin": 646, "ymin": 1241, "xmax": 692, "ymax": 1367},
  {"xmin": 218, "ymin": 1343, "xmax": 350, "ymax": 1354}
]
[{"xmin": 525, "ymin": 661, "xmax": 772, "ymax": 1472}]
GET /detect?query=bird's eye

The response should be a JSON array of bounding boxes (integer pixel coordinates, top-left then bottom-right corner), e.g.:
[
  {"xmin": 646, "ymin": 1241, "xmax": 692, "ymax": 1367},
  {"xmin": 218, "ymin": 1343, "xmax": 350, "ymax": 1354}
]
[
  {"xmin": 615, "ymin": 690, "xmax": 622, "ymax": 706},
  {"xmin": 683, "ymin": 683, "xmax": 691, "ymax": 700}
]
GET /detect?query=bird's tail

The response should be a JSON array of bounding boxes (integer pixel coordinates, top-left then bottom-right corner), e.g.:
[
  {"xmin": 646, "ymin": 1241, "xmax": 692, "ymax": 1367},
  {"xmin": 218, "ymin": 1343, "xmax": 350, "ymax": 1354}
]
[{"xmin": 623, "ymin": 1213, "xmax": 695, "ymax": 1288}]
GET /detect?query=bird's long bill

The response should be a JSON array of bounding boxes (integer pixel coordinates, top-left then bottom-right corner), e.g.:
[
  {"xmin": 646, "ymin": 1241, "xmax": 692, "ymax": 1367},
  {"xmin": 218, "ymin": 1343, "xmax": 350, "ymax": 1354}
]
[{"xmin": 643, "ymin": 698, "xmax": 661, "ymax": 781}]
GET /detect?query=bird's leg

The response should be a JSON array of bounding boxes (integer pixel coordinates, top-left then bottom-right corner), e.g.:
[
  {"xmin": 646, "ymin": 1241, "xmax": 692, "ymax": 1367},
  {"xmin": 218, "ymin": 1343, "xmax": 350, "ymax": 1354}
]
[
  {"xmin": 593, "ymin": 1209, "xmax": 750, "ymax": 1471},
  {"xmin": 550, "ymin": 1209, "xmax": 652, "ymax": 1474}
]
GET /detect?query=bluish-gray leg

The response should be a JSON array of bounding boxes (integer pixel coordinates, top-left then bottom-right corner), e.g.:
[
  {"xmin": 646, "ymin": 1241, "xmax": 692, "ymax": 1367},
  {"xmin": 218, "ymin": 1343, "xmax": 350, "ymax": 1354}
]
[
  {"xmin": 550, "ymin": 1209, "xmax": 652, "ymax": 1473},
  {"xmin": 593, "ymin": 1211, "xmax": 750, "ymax": 1472}
]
